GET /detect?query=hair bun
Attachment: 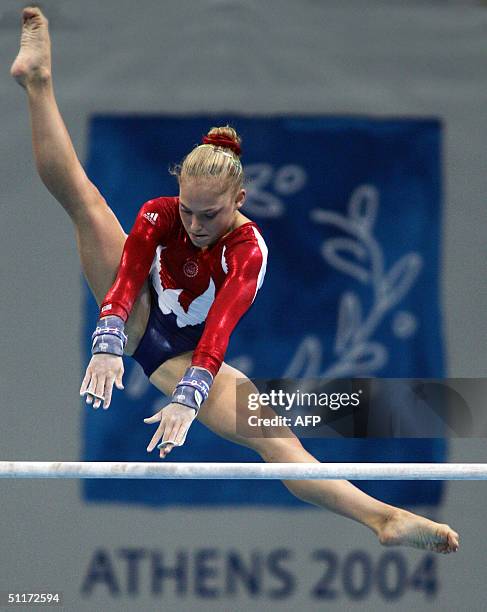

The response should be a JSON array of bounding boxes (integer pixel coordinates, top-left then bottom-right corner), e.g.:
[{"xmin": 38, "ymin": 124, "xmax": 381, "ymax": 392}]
[{"xmin": 202, "ymin": 134, "xmax": 242, "ymax": 156}]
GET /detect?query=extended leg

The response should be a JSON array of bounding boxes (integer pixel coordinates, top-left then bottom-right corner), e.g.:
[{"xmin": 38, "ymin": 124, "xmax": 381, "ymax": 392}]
[
  {"xmin": 11, "ymin": 7, "xmax": 149, "ymax": 350},
  {"xmin": 149, "ymin": 353, "xmax": 459, "ymax": 554}
]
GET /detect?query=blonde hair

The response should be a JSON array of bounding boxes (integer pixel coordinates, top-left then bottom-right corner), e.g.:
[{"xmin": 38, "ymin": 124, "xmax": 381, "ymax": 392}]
[{"xmin": 170, "ymin": 126, "xmax": 244, "ymax": 194}]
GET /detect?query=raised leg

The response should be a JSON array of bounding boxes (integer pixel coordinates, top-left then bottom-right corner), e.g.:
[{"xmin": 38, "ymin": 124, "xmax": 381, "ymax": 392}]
[
  {"xmin": 149, "ymin": 353, "xmax": 459, "ymax": 554},
  {"xmin": 11, "ymin": 7, "xmax": 149, "ymax": 351}
]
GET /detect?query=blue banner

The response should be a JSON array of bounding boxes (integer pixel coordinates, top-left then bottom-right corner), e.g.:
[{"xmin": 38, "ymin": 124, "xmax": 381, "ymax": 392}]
[{"xmin": 84, "ymin": 116, "xmax": 446, "ymax": 507}]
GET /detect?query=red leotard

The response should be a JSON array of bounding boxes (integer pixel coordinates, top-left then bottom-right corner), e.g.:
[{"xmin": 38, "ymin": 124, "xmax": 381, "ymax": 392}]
[{"xmin": 99, "ymin": 197, "xmax": 268, "ymax": 377}]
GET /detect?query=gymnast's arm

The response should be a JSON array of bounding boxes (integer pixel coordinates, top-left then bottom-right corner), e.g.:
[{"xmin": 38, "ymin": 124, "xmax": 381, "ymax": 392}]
[
  {"xmin": 80, "ymin": 201, "xmax": 169, "ymax": 408},
  {"xmin": 97, "ymin": 203, "xmax": 165, "ymax": 321},
  {"xmin": 192, "ymin": 239, "xmax": 266, "ymax": 378}
]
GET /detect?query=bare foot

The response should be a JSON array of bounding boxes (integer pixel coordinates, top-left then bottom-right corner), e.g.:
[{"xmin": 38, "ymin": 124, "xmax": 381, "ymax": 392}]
[
  {"xmin": 378, "ymin": 508, "xmax": 459, "ymax": 554},
  {"xmin": 10, "ymin": 7, "xmax": 51, "ymax": 88}
]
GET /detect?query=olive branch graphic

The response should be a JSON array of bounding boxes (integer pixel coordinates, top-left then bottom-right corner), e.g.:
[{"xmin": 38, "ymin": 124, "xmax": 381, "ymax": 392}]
[{"xmin": 284, "ymin": 184, "xmax": 423, "ymax": 378}]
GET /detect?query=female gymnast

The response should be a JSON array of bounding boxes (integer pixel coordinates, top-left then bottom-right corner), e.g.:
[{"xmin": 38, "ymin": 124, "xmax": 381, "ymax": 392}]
[{"xmin": 11, "ymin": 7, "xmax": 459, "ymax": 554}]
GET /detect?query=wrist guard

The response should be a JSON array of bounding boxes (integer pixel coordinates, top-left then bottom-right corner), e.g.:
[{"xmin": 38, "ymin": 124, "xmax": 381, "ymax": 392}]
[
  {"xmin": 91, "ymin": 315, "xmax": 127, "ymax": 357},
  {"xmin": 171, "ymin": 366, "xmax": 213, "ymax": 414}
]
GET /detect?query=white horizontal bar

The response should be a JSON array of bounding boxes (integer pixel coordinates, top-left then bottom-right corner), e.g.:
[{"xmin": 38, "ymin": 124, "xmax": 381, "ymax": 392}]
[{"xmin": 0, "ymin": 462, "xmax": 487, "ymax": 480}]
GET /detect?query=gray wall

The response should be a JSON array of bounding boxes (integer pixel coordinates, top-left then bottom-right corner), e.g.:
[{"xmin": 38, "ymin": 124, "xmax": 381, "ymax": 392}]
[{"xmin": 1, "ymin": 1, "xmax": 486, "ymax": 610}]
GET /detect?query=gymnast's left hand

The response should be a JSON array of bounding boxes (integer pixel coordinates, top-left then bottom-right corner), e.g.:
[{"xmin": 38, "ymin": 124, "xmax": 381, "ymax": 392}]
[{"xmin": 144, "ymin": 403, "xmax": 197, "ymax": 459}]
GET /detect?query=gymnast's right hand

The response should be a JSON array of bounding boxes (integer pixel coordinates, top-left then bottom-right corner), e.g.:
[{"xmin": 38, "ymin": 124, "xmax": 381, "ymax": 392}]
[
  {"xmin": 81, "ymin": 314, "xmax": 127, "ymax": 409},
  {"xmin": 80, "ymin": 354, "xmax": 125, "ymax": 410}
]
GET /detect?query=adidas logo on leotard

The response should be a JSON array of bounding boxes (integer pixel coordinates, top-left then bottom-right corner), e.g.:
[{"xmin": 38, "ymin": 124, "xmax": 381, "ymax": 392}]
[{"xmin": 143, "ymin": 212, "xmax": 159, "ymax": 225}]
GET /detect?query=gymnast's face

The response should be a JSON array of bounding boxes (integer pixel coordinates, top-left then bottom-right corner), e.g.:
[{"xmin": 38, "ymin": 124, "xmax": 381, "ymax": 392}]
[{"xmin": 179, "ymin": 179, "xmax": 245, "ymax": 248}]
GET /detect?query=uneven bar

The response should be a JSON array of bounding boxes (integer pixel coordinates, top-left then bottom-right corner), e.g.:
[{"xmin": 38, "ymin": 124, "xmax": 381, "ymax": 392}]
[{"xmin": 0, "ymin": 462, "xmax": 487, "ymax": 480}]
